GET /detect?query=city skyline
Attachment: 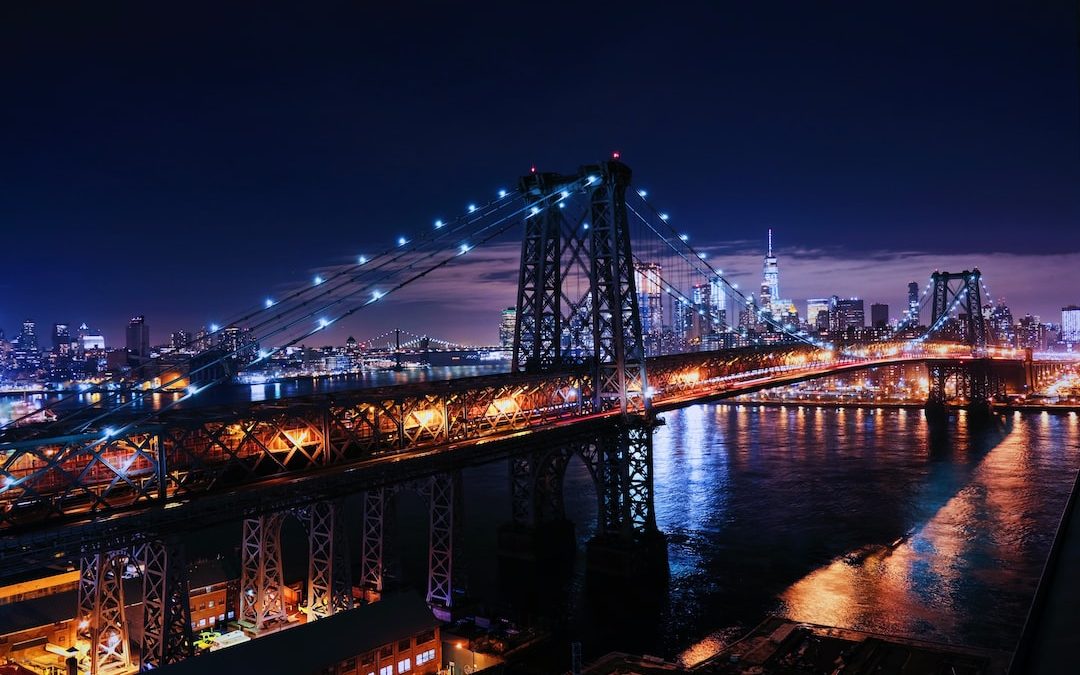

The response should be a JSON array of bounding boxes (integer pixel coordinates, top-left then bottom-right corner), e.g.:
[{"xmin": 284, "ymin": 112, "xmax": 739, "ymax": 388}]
[
  {"xmin": 4, "ymin": 232, "xmax": 1075, "ymax": 347},
  {"xmin": 3, "ymin": 2, "xmax": 1077, "ymax": 345}
]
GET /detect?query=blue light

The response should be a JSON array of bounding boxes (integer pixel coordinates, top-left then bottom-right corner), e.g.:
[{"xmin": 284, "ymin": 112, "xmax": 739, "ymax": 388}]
[
  {"xmin": 210, "ymin": 323, "xmax": 220, "ymax": 332},
  {"xmin": 698, "ymin": 252, "xmax": 707, "ymax": 259},
  {"xmin": 358, "ymin": 255, "xmax": 367, "ymax": 265},
  {"xmin": 560, "ymin": 190, "xmax": 570, "ymax": 199},
  {"xmin": 637, "ymin": 189, "xmax": 647, "ymax": 197},
  {"xmin": 679, "ymin": 233, "xmax": 689, "ymax": 241},
  {"xmin": 530, "ymin": 206, "xmax": 540, "ymax": 215},
  {"xmin": 314, "ymin": 275, "xmax": 324, "ymax": 285},
  {"xmin": 460, "ymin": 243, "xmax": 470, "ymax": 254},
  {"xmin": 498, "ymin": 189, "xmax": 507, "ymax": 198},
  {"xmin": 660, "ymin": 213, "xmax": 669, "ymax": 221},
  {"xmin": 104, "ymin": 427, "xmax": 116, "ymax": 438},
  {"xmin": 318, "ymin": 318, "xmax": 329, "ymax": 329},
  {"xmin": 558, "ymin": 203, "xmax": 565, "ymax": 209},
  {"xmin": 583, "ymin": 222, "xmax": 590, "ymax": 230},
  {"xmin": 372, "ymin": 290, "xmax": 383, "ymax": 301},
  {"xmin": 435, "ymin": 219, "xmax": 444, "ymax": 229},
  {"xmin": 265, "ymin": 298, "xmax": 275, "ymax": 309},
  {"xmin": 468, "ymin": 204, "xmax": 477, "ymax": 213},
  {"xmin": 187, "ymin": 385, "xmax": 199, "ymax": 396},
  {"xmin": 397, "ymin": 237, "xmax": 407, "ymax": 246}
]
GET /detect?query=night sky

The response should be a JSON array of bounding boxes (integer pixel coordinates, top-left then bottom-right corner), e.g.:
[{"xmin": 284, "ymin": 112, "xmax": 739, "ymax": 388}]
[{"xmin": 3, "ymin": 2, "xmax": 1078, "ymax": 345}]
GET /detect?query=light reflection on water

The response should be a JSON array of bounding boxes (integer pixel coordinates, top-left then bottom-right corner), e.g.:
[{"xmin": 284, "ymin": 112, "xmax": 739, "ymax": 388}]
[{"xmin": 643, "ymin": 405, "xmax": 1078, "ymax": 658}]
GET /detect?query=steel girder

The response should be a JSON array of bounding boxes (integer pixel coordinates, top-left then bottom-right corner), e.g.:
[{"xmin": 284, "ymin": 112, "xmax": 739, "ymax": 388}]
[
  {"xmin": 359, "ymin": 488, "xmax": 385, "ymax": 593},
  {"xmin": 509, "ymin": 455, "xmax": 534, "ymax": 527},
  {"xmin": 588, "ymin": 162, "xmax": 648, "ymax": 415},
  {"xmin": 78, "ymin": 549, "xmax": 132, "ymax": 675},
  {"xmin": 0, "ymin": 373, "xmax": 589, "ymax": 530},
  {"xmin": 426, "ymin": 472, "xmax": 458, "ymax": 608},
  {"xmin": 513, "ymin": 191, "xmax": 564, "ymax": 372},
  {"xmin": 239, "ymin": 513, "xmax": 287, "ymax": 631},
  {"xmin": 306, "ymin": 499, "xmax": 352, "ymax": 620},
  {"xmin": 140, "ymin": 538, "xmax": 192, "ymax": 670}
]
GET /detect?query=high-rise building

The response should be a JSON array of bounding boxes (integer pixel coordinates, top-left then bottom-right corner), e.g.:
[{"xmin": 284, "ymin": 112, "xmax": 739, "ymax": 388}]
[
  {"xmin": 635, "ymin": 262, "xmax": 664, "ymax": 354},
  {"xmin": 52, "ymin": 323, "xmax": 70, "ymax": 353},
  {"xmin": 499, "ymin": 307, "xmax": 517, "ymax": 349},
  {"xmin": 831, "ymin": 297, "xmax": 865, "ymax": 331},
  {"xmin": 987, "ymin": 302, "xmax": 1015, "ymax": 347},
  {"xmin": 806, "ymin": 299, "xmax": 830, "ymax": 331},
  {"xmin": 870, "ymin": 303, "xmax": 889, "ymax": 329},
  {"xmin": 19, "ymin": 320, "xmax": 38, "ymax": 352},
  {"xmin": 760, "ymin": 229, "xmax": 780, "ymax": 318},
  {"xmin": 126, "ymin": 316, "xmax": 150, "ymax": 359},
  {"xmin": 171, "ymin": 329, "xmax": 191, "ymax": 351},
  {"xmin": 907, "ymin": 282, "xmax": 920, "ymax": 326},
  {"xmin": 220, "ymin": 326, "xmax": 258, "ymax": 363},
  {"xmin": 1063, "ymin": 306, "xmax": 1080, "ymax": 344}
]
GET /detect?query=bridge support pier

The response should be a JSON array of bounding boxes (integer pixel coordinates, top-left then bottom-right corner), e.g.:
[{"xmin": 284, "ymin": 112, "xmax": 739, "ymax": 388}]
[
  {"xmin": 586, "ymin": 421, "xmax": 667, "ymax": 581},
  {"xmin": 78, "ymin": 549, "xmax": 132, "ymax": 675},
  {"xmin": 139, "ymin": 538, "xmax": 193, "ymax": 670},
  {"xmin": 240, "ymin": 513, "xmax": 287, "ymax": 632},
  {"xmin": 305, "ymin": 499, "xmax": 353, "ymax": 620},
  {"xmin": 427, "ymin": 472, "xmax": 461, "ymax": 618},
  {"xmin": 926, "ymin": 360, "xmax": 1004, "ymax": 428},
  {"xmin": 359, "ymin": 488, "xmax": 385, "ymax": 600}
]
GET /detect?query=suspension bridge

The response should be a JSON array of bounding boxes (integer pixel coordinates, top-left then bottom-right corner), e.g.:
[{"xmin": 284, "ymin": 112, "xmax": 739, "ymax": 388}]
[{"xmin": 0, "ymin": 158, "xmax": 1068, "ymax": 674}]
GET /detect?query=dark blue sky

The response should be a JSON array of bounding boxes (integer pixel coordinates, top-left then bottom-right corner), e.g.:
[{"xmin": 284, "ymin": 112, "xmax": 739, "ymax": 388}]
[{"xmin": 2, "ymin": 2, "xmax": 1077, "ymax": 344}]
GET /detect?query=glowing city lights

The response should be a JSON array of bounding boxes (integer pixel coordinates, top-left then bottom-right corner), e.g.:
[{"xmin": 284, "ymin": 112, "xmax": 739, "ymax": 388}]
[{"xmin": 434, "ymin": 219, "xmax": 444, "ymax": 229}]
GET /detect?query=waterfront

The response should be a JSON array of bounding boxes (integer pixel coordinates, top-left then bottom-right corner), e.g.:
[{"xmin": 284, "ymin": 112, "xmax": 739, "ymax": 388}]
[{"xmin": 440, "ymin": 405, "xmax": 1080, "ymax": 666}]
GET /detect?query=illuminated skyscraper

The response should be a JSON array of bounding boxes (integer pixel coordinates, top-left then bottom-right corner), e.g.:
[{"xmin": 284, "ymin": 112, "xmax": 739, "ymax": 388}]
[
  {"xmin": 831, "ymin": 297, "xmax": 865, "ymax": 330},
  {"xmin": 1062, "ymin": 306, "xmax": 1080, "ymax": 344},
  {"xmin": 52, "ymin": 323, "xmax": 70, "ymax": 353},
  {"xmin": 760, "ymin": 229, "xmax": 780, "ymax": 318},
  {"xmin": 19, "ymin": 320, "xmax": 38, "ymax": 352},
  {"xmin": 499, "ymin": 307, "xmax": 516, "ymax": 349},
  {"xmin": 907, "ymin": 282, "xmax": 920, "ymax": 325},
  {"xmin": 806, "ymin": 299, "xmax": 830, "ymax": 330},
  {"xmin": 126, "ymin": 315, "xmax": 150, "ymax": 359},
  {"xmin": 635, "ymin": 262, "xmax": 664, "ymax": 354}
]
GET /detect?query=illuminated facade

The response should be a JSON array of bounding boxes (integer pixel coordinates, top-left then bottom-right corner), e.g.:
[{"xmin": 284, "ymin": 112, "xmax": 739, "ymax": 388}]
[
  {"xmin": 499, "ymin": 307, "xmax": 516, "ymax": 349},
  {"xmin": 907, "ymin": 281, "xmax": 920, "ymax": 325},
  {"xmin": 1063, "ymin": 305, "xmax": 1080, "ymax": 344},
  {"xmin": 760, "ymin": 229, "xmax": 780, "ymax": 318},
  {"xmin": 806, "ymin": 299, "xmax": 830, "ymax": 331},
  {"xmin": 636, "ymin": 262, "xmax": 664, "ymax": 355},
  {"xmin": 126, "ymin": 315, "xmax": 150, "ymax": 359}
]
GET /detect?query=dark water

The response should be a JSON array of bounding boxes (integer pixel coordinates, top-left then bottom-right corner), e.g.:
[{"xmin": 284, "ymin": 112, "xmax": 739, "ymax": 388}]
[{"xmin": 445, "ymin": 405, "xmax": 1080, "ymax": 664}]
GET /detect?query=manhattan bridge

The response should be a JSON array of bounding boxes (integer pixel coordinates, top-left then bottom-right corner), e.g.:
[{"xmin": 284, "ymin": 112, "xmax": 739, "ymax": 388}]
[{"xmin": 0, "ymin": 158, "xmax": 1065, "ymax": 674}]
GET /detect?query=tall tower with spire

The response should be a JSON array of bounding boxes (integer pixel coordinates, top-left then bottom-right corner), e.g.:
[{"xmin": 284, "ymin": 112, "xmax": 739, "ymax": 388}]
[{"xmin": 760, "ymin": 229, "xmax": 780, "ymax": 318}]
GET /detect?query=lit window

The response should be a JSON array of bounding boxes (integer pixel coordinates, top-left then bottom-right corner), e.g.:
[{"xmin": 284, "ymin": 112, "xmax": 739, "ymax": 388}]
[
  {"xmin": 198, "ymin": 619, "xmax": 206, "ymax": 627},
  {"xmin": 416, "ymin": 649, "xmax": 435, "ymax": 665},
  {"xmin": 218, "ymin": 613, "xmax": 225, "ymax": 622},
  {"xmin": 208, "ymin": 616, "xmax": 215, "ymax": 625},
  {"xmin": 397, "ymin": 658, "xmax": 411, "ymax": 673},
  {"xmin": 208, "ymin": 600, "xmax": 214, "ymax": 608},
  {"xmin": 227, "ymin": 611, "xmax": 235, "ymax": 619},
  {"xmin": 379, "ymin": 667, "xmax": 392, "ymax": 675},
  {"xmin": 191, "ymin": 622, "xmax": 197, "ymax": 630}
]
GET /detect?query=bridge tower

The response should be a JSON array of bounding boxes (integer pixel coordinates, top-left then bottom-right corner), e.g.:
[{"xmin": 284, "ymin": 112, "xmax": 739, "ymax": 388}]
[
  {"xmin": 926, "ymin": 269, "xmax": 998, "ymax": 421},
  {"xmin": 509, "ymin": 160, "xmax": 663, "ymax": 578}
]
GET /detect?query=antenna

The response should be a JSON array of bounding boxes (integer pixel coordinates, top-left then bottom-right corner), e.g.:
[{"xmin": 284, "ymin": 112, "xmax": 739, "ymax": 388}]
[{"xmin": 768, "ymin": 228, "xmax": 773, "ymax": 257}]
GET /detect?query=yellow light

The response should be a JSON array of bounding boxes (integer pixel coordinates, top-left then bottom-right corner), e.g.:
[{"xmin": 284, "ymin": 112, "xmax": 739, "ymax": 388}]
[{"xmin": 490, "ymin": 397, "xmax": 518, "ymax": 415}]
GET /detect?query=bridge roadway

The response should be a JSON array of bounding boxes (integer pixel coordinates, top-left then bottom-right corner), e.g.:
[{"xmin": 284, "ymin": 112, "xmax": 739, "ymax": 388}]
[{"xmin": 0, "ymin": 345, "xmax": 1029, "ymax": 576}]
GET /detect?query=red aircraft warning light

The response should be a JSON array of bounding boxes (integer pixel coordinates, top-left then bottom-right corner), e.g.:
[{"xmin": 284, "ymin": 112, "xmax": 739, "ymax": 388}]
[{"xmin": 612, "ymin": 151, "xmax": 620, "ymax": 159}]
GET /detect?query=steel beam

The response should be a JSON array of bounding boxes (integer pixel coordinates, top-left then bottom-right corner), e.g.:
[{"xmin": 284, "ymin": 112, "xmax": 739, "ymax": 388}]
[
  {"xmin": 427, "ymin": 472, "xmax": 457, "ymax": 608},
  {"xmin": 239, "ymin": 513, "xmax": 287, "ymax": 631},
  {"xmin": 359, "ymin": 488, "xmax": 385, "ymax": 593},
  {"xmin": 306, "ymin": 500, "xmax": 352, "ymax": 620},
  {"xmin": 78, "ymin": 549, "xmax": 131, "ymax": 675},
  {"xmin": 140, "ymin": 538, "xmax": 192, "ymax": 670}
]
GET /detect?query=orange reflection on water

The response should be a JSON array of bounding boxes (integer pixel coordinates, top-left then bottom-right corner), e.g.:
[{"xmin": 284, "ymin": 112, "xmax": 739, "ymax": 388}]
[{"xmin": 778, "ymin": 424, "xmax": 1043, "ymax": 641}]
